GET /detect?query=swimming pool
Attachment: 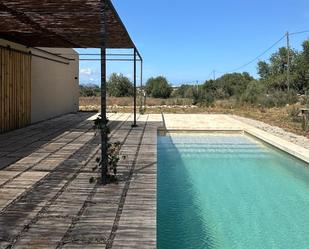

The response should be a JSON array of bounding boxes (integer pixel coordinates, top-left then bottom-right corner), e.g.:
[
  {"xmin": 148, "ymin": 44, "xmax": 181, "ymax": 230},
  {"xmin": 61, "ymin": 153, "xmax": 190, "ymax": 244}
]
[{"xmin": 157, "ymin": 133, "xmax": 309, "ymax": 249}]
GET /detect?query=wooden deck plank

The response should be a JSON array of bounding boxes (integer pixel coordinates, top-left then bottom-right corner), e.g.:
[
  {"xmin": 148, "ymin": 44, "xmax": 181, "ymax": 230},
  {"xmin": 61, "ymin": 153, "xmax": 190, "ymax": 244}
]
[
  {"xmin": 0, "ymin": 113, "xmax": 161, "ymax": 248},
  {"xmin": 112, "ymin": 117, "xmax": 160, "ymax": 249}
]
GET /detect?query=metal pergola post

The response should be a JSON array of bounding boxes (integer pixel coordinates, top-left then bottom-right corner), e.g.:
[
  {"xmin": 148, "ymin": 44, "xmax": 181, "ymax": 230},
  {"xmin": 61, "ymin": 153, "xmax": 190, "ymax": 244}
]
[
  {"xmin": 100, "ymin": 0, "xmax": 108, "ymax": 185},
  {"xmin": 141, "ymin": 59, "xmax": 143, "ymax": 88},
  {"xmin": 140, "ymin": 58, "xmax": 144, "ymax": 110},
  {"xmin": 132, "ymin": 47, "xmax": 138, "ymax": 127}
]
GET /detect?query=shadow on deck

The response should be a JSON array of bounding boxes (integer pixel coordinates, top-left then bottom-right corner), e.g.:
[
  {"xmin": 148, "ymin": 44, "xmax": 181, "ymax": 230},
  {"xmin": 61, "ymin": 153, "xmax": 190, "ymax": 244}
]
[{"xmin": 0, "ymin": 112, "xmax": 160, "ymax": 249}]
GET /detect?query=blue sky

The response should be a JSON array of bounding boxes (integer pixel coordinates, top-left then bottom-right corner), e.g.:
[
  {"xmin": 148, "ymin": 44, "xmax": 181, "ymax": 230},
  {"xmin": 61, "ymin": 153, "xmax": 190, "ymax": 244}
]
[{"xmin": 77, "ymin": 0, "xmax": 309, "ymax": 86}]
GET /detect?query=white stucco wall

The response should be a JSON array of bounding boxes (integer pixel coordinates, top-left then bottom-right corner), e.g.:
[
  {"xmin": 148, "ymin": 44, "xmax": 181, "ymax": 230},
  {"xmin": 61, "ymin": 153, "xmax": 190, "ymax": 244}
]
[
  {"xmin": 0, "ymin": 39, "xmax": 79, "ymax": 124},
  {"xmin": 30, "ymin": 47, "xmax": 79, "ymax": 123}
]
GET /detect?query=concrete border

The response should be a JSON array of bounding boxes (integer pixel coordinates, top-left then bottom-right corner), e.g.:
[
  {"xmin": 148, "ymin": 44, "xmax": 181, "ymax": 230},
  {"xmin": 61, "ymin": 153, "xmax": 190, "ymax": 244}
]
[
  {"xmin": 161, "ymin": 114, "xmax": 309, "ymax": 164},
  {"xmin": 243, "ymin": 128, "xmax": 309, "ymax": 164}
]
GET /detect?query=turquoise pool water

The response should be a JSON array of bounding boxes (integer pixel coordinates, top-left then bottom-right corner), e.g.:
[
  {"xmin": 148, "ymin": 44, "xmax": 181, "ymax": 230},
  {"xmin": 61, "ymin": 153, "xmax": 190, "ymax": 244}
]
[{"xmin": 157, "ymin": 133, "xmax": 309, "ymax": 249}]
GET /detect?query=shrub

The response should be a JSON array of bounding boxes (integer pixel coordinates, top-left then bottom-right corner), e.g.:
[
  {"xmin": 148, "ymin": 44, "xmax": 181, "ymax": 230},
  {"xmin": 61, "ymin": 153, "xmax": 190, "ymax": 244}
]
[
  {"xmin": 203, "ymin": 93, "xmax": 215, "ymax": 107},
  {"xmin": 172, "ymin": 84, "xmax": 193, "ymax": 98},
  {"xmin": 145, "ymin": 76, "xmax": 173, "ymax": 99},
  {"xmin": 257, "ymin": 90, "xmax": 298, "ymax": 108},
  {"xmin": 80, "ymin": 84, "xmax": 101, "ymax": 97},
  {"xmin": 212, "ymin": 72, "xmax": 254, "ymax": 99},
  {"xmin": 107, "ymin": 73, "xmax": 134, "ymax": 97},
  {"xmin": 240, "ymin": 80, "xmax": 265, "ymax": 104},
  {"xmin": 197, "ymin": 92, "xmax": 215, "ymax": 107}
]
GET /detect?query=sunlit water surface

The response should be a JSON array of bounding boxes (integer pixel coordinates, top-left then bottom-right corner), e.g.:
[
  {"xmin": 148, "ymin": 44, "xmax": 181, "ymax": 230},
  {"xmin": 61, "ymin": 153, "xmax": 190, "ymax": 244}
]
[{"xmin": 157, "ymin": 134, "xmax": 309, "ymax": 249}]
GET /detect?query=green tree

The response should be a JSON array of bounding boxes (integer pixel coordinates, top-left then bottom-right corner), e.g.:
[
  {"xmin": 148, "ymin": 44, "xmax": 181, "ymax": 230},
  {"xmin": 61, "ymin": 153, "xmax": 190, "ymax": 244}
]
[
  {"xmin": 213, "ymin": 72, "xmax": 253, "ymax": 99},
  {"xmin": 172, "ymin": 84, "xmax": 194, "ymax": 98},
  {"xmin": 294, "ymin": 40, "xmax": 309, "ymax": 93},
  {"xmin": 257, "ymin": 47, "xmax": 300, "ymax": 92},
  {"xmin": 303, "ymin": 40, "xmax": 309, "ymax": 63},
  {"xmin": 257, "ymin": 61, "xmax": 270, "ymax": 80},
  {"xmin": 241, "ymin": 80, "xmax": 265, "ymax": 104},
  {"xmin": 79, "ymin": 84, "xmax": 101, "ymax": 97},
  {"xmin": 145, "ymin": 76, "xmax": 173, "ymax": 98},
  {"xmin": 107, "ymin": 73, "xmax": 133, "ymax": 97},
  {"xmin": 269, "ymin": 47, "xmax": 298, "ymax": 75}
]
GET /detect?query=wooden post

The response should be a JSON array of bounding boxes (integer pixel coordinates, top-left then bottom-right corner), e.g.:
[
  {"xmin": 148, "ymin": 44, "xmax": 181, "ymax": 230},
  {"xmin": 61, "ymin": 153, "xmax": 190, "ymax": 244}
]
[{"xmin": 286, "ymin": 31, "xmax": 290, "ymax": 92}]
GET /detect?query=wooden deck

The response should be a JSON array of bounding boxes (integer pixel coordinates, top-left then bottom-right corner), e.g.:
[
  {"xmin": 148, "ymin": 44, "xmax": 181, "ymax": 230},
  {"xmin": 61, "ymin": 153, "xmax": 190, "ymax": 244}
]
[{"xmin": 0, "ymin": 112, "xmax": 162, "ymax": 249}]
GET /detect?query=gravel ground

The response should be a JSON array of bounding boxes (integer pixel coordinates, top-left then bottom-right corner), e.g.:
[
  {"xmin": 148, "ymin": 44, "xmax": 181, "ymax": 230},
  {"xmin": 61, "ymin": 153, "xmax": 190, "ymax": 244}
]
[{"xmin": 233, "ymin": 115, "xmax": 309, "ymax": 150}]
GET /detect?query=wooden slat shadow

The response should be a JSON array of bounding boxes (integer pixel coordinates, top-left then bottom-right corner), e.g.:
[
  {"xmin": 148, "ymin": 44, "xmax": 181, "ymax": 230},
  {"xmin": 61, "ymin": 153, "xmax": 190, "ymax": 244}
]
[
  {"xmin": 0, "ymin": 113, "xmax": 160, "ymax": 248},
  {"xmin": 0, "ymin": 129, "xmax": 100, "ymax": 243},
  {"xmin": 0, "ymin": 113, "xmax": 94, "ymax": 170}
]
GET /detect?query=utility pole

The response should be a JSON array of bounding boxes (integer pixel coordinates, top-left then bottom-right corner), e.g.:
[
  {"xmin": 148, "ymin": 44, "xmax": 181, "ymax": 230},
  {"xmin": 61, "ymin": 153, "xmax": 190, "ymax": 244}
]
[
  {"xmin": 286, "ymin": 31, "xmax": 290, "ymax": 92},
  {"xmin": 213, "ymin": 70, "xmax": 216, "ymax": 81}
]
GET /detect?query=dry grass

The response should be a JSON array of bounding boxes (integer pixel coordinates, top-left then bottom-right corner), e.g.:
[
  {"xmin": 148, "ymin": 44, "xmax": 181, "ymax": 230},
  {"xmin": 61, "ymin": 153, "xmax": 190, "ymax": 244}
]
[
  {"xmin": 79, "ymin": 97, "xmax": 309, "ymax": 138},
  {"xmin": 79, "ymin": 97, "xmax": 192, "ymax": 110}
]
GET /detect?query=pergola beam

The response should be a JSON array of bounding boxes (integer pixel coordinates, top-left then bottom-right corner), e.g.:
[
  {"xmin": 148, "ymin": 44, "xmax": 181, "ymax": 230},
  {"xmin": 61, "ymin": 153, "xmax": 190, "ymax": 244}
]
[{"xmin": 79, "ymin": 59, "xmax": 141, "ymax": 61}]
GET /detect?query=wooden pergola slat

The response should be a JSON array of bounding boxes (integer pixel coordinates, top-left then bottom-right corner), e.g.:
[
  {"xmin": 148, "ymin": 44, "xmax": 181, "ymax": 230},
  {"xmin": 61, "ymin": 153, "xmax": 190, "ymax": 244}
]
[{"xmin": 0, "ymin": 0, "xmax": 135, "ymax": 49}]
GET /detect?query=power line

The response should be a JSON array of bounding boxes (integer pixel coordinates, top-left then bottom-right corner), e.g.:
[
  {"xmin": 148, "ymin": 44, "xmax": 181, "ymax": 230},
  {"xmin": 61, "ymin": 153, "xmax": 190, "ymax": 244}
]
[
  {"xmin": 219, "ymin": 34, "xmax": 286, "ymax": 75},
  {"xmin": 290, "ymin": 29, "xmax": 309, "ymax": 36},
  {"xmin": 204, "ymin": 29, "xmax": 309, "ymax": 80},
  {"xmin": 215, "ymin": 29, "xmax": 309, "ymax": 76}
]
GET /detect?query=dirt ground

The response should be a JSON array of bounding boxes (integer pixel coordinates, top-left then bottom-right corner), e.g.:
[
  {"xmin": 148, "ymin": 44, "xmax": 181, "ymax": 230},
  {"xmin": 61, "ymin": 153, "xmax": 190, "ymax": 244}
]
[{"xmin": 79, "ymin": 97, "xmax": 309, "ymax": 138}]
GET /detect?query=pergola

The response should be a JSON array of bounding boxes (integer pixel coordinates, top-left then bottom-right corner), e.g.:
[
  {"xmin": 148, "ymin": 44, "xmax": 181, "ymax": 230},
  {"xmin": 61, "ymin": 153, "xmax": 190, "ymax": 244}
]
[{"xmin": 0, "ymin": 0, "xmax": 142, "ymax": 184}]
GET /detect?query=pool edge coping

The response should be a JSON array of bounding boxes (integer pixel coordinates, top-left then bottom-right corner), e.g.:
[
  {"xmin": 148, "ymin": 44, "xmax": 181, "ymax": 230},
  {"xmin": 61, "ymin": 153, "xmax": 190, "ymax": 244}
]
[
  {"xmin": 157, "ymin": 126, "xmax": 309, "ymax": 164},
  {"xmin": 243, "ymin": 128, "xmax": 309, "ymax": 164}
]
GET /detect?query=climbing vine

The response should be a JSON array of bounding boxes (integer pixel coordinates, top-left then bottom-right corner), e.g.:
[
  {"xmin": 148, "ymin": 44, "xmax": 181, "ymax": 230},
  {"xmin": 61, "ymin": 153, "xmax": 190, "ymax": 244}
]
[{"xmin": 90, "ymin": 115, "xmax": 124, "ymax": 184}]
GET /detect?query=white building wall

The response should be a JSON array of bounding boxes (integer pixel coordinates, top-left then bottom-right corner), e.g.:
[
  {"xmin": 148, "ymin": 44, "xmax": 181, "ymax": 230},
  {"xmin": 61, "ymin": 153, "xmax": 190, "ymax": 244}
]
[{"xmin": 30, "ymin": 48, "xmax": 79, "ymax": 123}]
